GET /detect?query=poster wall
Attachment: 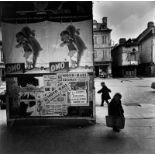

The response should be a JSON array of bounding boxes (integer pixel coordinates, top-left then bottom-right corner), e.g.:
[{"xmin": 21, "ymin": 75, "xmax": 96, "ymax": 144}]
[
  {"xmin": 6, "ymin": 73, "xmax": 91, "ymax": 117},
  {"xmin": 2, "ymin": 20, "xmax": 93, "ymax": 74},
  {"xmin": 3, "ymin": 19, "xmax": 94, "ymax": 118}
]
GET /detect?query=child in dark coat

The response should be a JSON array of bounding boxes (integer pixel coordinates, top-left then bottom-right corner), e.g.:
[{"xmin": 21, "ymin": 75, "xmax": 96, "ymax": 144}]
[
  {"xmin": 97, "ymin": 82, "xmax": 111, "ymax": 106},
  {"xmin": 108, "ymin": 93, "xmax": 124, "ymax": 132}
]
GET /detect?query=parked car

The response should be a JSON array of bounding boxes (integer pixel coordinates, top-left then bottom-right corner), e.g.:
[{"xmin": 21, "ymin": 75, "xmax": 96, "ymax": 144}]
[
  {"xmin": 0, "ymin": 82, "xmax": 6, "ymax": 109},
  {"xmin": 151, "ymin": 82, "xmax": 155, "ymax": 89}
]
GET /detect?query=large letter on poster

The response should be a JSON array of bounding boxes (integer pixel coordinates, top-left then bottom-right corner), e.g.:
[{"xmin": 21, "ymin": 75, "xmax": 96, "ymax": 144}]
[{"xmin": 49, "ymin": 62, "xmax": 69, "ymax": 73}]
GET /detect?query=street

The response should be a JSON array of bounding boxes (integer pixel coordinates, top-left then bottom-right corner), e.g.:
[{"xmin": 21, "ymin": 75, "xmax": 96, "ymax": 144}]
[
  {"xmin": 0, "ymin": 77, "xmax": 155, "ymax": 153},
  {"xmin": 95, "ymin": 77, "xmax": 155, "ymax": 106},
  {"xmin": 95, "ymin": 77, "xmax": 155, "ymax": 120}
]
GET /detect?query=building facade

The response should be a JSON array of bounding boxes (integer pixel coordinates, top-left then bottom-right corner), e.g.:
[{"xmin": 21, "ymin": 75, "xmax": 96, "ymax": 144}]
[
  {"xmin": 112, "ymin": 38, "xmax": 139, "ymax": 77},
  {"xmin": 93, "ymin": 17, "xmax": 112, "ymax": 78},
  {"xmin": 137, "ymin": 22, "xmax": 155, "ymax": 77}
]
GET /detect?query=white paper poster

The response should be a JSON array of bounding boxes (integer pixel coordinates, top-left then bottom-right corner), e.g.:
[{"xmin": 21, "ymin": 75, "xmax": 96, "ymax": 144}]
[
  {"xmin": 3, "ymin": 20, "xmax": 93, "ymax": 73},
  {"xmin": 70, "ymin": 90, "xmax": 87, "ymax": 105}
]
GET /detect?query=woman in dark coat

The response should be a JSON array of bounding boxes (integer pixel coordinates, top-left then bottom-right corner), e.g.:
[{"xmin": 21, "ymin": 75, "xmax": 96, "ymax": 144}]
[
  {"xmin": 108, "ymin": 93, "xmax": 124, "ymax": 132},
  {"xmin": 97, "ymin": 82, "xmax": 111, "ymax": 106}
]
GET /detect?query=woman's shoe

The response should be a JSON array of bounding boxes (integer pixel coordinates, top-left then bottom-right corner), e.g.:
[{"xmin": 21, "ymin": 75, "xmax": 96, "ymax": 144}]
[{"xmin": 113, "ymin": 128, "xmax": 120, "ymax": 132}]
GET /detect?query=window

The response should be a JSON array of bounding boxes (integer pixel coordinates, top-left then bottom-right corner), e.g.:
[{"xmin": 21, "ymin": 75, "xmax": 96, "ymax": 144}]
[
  {"xmin": 94, "ymin": 50, "xmax": 97, "ymax": 58},
  {"xmin": 94, "ymin": 36, "xmax": 97, "ymax": 44},
  {"xmin": 102, "ymin": 35, "xmax": 107, "ymax": 44},
  {"xmin": 103, "ymin": 49, "xmax": 108, "ymax": 60},
  {"xmin": 126, "ymin": 48, "xmax": 138, "ymax": 65},
  {"xmin": 130, "ymin": 48, "xmax": 137, "ymax": 61},
  {"xmin": 0, "ymin": 48, "xmax": 3, "ymax": 62},
  {"xmin": 130, "ymin": 53, "xmax": 136, "ymax": 61},
  {"xmin": 103, "ymin": 49, "xmax": 105, "ymax": 59},
  {"xmin": 93, "ymin": 25, "xmax": 97, "ymax": 29}
]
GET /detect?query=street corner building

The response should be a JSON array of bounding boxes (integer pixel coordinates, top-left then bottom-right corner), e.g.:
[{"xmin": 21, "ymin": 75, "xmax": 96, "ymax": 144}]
[
  {"xmin": 93, "ymin": 17, "xmax": 112, "ymax": 78},
  {"xmin": 111, "ymin": 38, "xmax": 139, "ymax": 78},
  {"xmin": 111, "ymin": 21, "xmax": 155, "ymax": 78},
  {"xmin": 137, "ymin": 22, "xmax": 155, "ymax": 77}
]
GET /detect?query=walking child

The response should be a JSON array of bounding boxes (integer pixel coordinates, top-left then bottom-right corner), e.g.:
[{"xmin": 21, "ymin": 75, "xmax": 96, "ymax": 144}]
[
  {"xmin": 108, "ymin": 93, "xmax": 124, "ymax": 132},
  {"xmin": 97, "ymin": 82, "xmax": 111, "ymax": 106}
]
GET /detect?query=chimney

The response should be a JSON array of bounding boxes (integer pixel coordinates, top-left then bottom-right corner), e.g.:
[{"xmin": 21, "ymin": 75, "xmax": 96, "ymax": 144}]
[
  {"xmin": 102, "ymin": 17, "xmax": 107, "ymax": 28},
  {"xmin": 119, "ymin": 38, "xmax": 126, "ymax": 44},
  {"xmin": 148, "ymin": 22, "xmax": 154, "ymax": 28}
]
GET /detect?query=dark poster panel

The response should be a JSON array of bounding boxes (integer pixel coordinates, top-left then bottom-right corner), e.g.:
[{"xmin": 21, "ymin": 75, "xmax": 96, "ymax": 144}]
[
  {"xmin": 1, "ymin": 1, "xmax": 92, "ymax": 23},
  {"xmin": 7, "ymin": 73, "xmax": 93, "ymax": 118},
  {"xmin": 5, "ymin": 63, "xmax": 25, "ymax": 74},
  {"xmin": 49, "ymin": 62, "xmax": 69, "ymax": 73}
]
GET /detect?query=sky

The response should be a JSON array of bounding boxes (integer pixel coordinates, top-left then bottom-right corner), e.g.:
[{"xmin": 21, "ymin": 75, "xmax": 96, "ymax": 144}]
[{"xmin": 93, "ymin": 1, "xmax": 155, "ymax": 44}]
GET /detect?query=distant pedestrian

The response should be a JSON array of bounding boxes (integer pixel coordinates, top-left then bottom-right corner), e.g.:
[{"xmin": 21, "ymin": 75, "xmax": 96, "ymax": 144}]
[
  {"xmin": 108, "ymin": 93, "xmax": 124, "ymax": 132},
  {"xmin": 97, "ymin": 82, "xmax": 111, "ymax": 106}
]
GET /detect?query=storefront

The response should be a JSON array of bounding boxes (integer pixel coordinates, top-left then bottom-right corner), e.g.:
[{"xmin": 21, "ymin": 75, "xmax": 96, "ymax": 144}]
[
  {"xmin": 2, "ymin": 1, "xmax": 95, "ymax": 126},
  {"xmin": 94, "ymin": 62, "xmax": 112, "ymax": 78},
  {"xmin": 121, "ymin": 66, "xmax": 137, "ymax": 77}
]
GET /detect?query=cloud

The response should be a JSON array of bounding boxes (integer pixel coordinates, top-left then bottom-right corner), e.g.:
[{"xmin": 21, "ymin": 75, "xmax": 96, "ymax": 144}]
[{"xmin": 93, "ymin": 1, "xmax": 155, "ymax": 44}]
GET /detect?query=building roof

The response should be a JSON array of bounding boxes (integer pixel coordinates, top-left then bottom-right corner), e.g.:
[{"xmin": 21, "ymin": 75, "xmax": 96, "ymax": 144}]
[
  {"xmin": 137, "ymin": 22, "xmax": 155, "ymax": 42},
  {"xmin": 93, "ymin": 21, "xmax": 112, "ymax": 32},
  {"xmin": 112, "ymin": 38, "xmax": 138, "ymax": 50}
]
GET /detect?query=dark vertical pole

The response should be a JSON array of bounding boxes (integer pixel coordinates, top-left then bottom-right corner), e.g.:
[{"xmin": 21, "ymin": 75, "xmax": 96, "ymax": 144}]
[{"xmin": 91, "ymin": 1, "xmax": 96, "ymax": 120}]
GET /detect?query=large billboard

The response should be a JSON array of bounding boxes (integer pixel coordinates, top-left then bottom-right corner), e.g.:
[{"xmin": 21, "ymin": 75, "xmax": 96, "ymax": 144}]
[{"xmin": 3, "ymin": 20, "xmax": 93, "ymax": 74}]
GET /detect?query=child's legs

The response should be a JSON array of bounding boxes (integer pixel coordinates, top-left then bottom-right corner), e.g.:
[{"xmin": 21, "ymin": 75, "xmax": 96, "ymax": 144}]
[
  {"xmin": 24, "ymin": 51, "xmax": 33, "ymax": 69},
  {"xmin": 69, "ymin": 50, "xmax": 78, "ymax": 68},
  {"xmin": 26, "ymin": 60, "xmax": 29, "ymax": 69},
  {"xmin": 77, "ymin": 52, "xmax": 82, "ymax": 66},
  {"xmin": 101, "ymin": 100, "xmax": 104, "ymax": 106},
  {"xmin": 105, "ymin": 100, "xmax": 109, "ymax": 105},
  {"xmin": 70, "ymin": 55, "xmax": 78, "ymax": 68},
  {"xmin": 33, "ymin": 55, "xmax": 37, "ymax": 68},
  {"xmin": 101, "ymin": 97, "xmax": 104, "ymax": 106},
  {"xmin": 70, "ymin": 57, "xmax": 73, "ymax": 67},
  {"xmin": 72, "ymin": 51, "xmax": 78, "ymax": 62},
  {"xmin": 26, "ymin": 60, "xmax": 33, "ymax": 69},
  {"xmin": 70, "ymin": 59, "xmax": 77, "ymax": 68}
]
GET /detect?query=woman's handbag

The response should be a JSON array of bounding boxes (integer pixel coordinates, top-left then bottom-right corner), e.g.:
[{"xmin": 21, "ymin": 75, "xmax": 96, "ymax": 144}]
[{"xmin": 105, "ymin": 115, "xmax": 125, "ymax": 129}]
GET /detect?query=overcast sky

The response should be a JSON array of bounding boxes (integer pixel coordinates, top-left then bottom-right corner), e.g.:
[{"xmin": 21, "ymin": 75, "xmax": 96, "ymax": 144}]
[{"xmin": 93, "ymin": 1, "xmax": 155, "ymax": 44}]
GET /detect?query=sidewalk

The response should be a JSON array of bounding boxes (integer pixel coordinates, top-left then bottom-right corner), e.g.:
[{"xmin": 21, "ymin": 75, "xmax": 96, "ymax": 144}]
[
  {"xmin": 96, "ymin": 103, "xmax": 155, "ymax": 120},
  {"xmin": 0, "ymin": 107, "xmax": 155, "ymax": 154}
]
